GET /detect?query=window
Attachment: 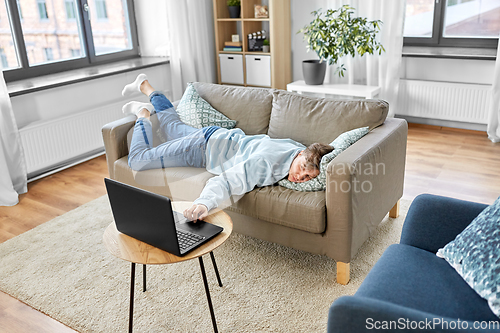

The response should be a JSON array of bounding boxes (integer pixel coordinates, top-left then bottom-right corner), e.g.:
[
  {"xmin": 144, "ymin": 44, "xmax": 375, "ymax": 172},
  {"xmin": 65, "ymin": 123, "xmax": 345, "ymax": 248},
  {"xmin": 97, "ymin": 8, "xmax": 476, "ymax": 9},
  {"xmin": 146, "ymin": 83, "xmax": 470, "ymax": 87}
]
[
  {"xmin": 37, "ymin": 0, "xmax": 48, "ymax": 20},
  {"xmin": 43, "ymin": 47, "xmax": 53, "ymax": 61},
  {"xmin": 65, "ymin": 0, "xmax": 76, "ymax": 20},
  {"xmin": 0, "ymin": 48, "xmax": 9, "ymax": 68},
  {"xmin": 404, "ymin": 0, "xmax": 500, "ymax": 48},
  {"xmin": 2, "ymin": 0, "xmax": 138, "ymax": 82},
  {"xmin": 95, "ymin": 0, "xmax": 108, "ymax": 20},
  {"xmin": 0, "ymin": 1, "xmax": 20, "ymax": 70}
]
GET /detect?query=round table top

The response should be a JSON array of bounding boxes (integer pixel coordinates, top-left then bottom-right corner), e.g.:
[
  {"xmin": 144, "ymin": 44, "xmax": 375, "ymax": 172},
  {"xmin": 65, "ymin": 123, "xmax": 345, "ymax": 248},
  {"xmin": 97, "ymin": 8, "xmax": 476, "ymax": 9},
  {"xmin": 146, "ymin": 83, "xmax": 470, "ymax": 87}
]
[{"xmin": 103, "ymin": 202, "xmax": 233, "ymax": 265}]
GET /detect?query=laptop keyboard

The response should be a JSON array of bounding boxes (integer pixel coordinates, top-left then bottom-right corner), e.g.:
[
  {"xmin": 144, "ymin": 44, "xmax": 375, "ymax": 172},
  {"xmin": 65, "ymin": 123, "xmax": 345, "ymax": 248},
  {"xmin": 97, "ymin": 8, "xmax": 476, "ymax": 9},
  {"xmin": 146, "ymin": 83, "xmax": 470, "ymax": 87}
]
[{"xmin": 177, "ymin": 229, "xmax": 205, "ymax": 252}]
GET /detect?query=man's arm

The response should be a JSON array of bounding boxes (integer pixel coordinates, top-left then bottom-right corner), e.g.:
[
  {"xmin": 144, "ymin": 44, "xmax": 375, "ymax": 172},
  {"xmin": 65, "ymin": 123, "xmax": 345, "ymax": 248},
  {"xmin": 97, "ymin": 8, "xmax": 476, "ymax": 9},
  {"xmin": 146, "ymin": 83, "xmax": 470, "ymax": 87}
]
[{"xmin": 190, "ymin": 157, "xmax": 274, "ymax": 217}]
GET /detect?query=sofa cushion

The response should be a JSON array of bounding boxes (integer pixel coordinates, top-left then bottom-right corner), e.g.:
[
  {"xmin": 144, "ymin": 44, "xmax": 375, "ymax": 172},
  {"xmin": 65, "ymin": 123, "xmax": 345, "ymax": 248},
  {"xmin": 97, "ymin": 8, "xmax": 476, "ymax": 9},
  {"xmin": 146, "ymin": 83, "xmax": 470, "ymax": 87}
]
[
  {"xmin": 268, "ymin": 90, "xmax": 388, "ymax": 146},
  {"xmin": 437, "ymin": 195, "xmax": 500, "ymax": 318},
  {"xmin": 357, "ymin": 244, "xmax": 498, "ymax": 321},
  {"xmin": 191, "ymin": 82, "xmax": 273, "ymax": 135},
  {"xmin": 176, "ymin": 83, "xmax": 237, "ymax": 129},
  {"xmin": 227, "ymin": 185, "xmax": 326, "ymax": 233}
]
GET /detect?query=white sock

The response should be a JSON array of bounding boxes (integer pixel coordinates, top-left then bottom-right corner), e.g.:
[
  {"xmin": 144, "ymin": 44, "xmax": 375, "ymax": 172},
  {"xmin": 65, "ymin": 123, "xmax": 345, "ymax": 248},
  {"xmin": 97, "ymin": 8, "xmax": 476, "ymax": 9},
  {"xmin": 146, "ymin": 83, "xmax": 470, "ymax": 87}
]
[
  {"xmin": 121, "ymin": 73, "xmax": 148, "ymax": 97},
  {"xmin": 122, "ymin": 101, "xmax": 155, "ymax": 117}
]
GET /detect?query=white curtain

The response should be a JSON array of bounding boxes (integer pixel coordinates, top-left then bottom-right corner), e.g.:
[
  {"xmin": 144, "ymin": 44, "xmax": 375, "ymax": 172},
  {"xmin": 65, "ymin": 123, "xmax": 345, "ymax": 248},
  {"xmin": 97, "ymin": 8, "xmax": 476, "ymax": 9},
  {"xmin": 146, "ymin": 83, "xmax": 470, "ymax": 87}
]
[
  {"xmin": 325, "ymin": 0, "xmax": 406, "ymax": 117},
  {"xmin": 0, "ymin": 70, "xmax": 27, "ymax": 206},
  {"xmin": 165, "ymin": 0, "xmax": 217, "ymax": 101},
  {"xmin": 487, "ymin": 35, "xmax": 500, "ymax": 143}
]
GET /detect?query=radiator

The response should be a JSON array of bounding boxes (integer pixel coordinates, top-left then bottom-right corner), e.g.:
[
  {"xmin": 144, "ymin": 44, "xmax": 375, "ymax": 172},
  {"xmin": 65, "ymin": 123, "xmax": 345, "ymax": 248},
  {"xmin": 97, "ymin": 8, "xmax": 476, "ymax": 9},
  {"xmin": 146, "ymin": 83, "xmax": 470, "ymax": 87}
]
[
  {"xmin": 19, "ymin": 101, "xmax": 125, "ymax": 176},
  {"xmin": 398, "ymin": 79, "xmax": 492, "ymax": 124}
]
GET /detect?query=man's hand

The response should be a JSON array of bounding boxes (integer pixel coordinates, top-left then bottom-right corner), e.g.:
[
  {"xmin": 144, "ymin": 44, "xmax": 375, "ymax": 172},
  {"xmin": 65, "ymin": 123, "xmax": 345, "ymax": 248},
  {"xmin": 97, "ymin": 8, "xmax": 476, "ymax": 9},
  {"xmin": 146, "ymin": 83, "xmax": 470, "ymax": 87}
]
[{"xmin": 183, "ymin": 204, "xmax": 208, "ymax": 221}]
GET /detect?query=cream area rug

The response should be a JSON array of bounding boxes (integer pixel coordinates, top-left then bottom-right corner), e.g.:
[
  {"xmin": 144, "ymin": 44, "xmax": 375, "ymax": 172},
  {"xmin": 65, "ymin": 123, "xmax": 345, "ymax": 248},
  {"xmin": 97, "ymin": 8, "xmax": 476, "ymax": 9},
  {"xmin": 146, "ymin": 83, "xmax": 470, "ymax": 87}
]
[{"xmin": 0, "ymin": 196, "xmax": 410, "ymax": 333}]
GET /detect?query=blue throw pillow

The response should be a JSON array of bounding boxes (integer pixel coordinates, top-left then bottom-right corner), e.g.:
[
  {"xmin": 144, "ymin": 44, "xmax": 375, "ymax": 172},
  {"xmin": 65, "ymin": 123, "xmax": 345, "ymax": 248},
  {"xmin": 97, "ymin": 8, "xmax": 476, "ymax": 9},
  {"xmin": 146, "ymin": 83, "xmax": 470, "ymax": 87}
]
[
  {"xmin": 278, "ymin": 127, "xmax": 369, "ymax": 191},
  {"xmin": 176, "ymin": 83, "xmax": 237, "ymax": 129},
  {"xmin": 437, "ymin": 195, "xmax": 500, "ymax": 318}
]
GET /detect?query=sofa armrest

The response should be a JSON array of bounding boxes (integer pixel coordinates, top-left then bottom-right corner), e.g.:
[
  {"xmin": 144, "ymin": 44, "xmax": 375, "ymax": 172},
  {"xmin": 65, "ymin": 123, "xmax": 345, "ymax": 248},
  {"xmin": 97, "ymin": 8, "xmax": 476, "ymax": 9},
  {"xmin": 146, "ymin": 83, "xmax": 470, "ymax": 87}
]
[
  {"xmin": 400, "ymin": 194, "xmax": 487, "ymax": 253},
  {"xmin": 101, "ymin": 115, "xmax": 136, "ymax": 179},
  {"xmin": 324, "ymin": 118, "xmax": 408, "ymax": 263},
  {"xmin": 328, "ymin": 296, "xmax": 496, "ymax": 333}
]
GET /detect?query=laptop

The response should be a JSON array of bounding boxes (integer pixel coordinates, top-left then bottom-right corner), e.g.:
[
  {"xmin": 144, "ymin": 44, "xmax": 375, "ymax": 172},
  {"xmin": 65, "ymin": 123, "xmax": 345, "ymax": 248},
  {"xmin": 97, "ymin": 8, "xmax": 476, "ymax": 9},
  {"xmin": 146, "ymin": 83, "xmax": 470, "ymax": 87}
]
[{"xmin": 104, "ymin": 178, "xmax": 223, "ymax": 256}]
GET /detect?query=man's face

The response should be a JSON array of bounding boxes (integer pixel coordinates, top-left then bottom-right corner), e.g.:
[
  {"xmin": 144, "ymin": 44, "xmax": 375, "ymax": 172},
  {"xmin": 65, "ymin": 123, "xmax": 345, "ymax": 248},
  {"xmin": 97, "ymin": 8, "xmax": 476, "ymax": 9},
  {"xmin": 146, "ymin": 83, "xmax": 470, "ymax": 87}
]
[{"xmin": 288, "ymin": 152, "xmax": 320, "ymax": 183}]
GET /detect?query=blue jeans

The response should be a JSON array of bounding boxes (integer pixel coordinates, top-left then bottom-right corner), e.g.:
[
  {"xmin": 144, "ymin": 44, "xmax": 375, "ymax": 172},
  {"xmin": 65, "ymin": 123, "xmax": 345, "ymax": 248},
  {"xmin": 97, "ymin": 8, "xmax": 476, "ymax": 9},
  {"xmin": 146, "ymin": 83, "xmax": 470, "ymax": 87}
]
[{"xmin": 128, "ymin": 92, "xmax": 207, "ymax": 171}]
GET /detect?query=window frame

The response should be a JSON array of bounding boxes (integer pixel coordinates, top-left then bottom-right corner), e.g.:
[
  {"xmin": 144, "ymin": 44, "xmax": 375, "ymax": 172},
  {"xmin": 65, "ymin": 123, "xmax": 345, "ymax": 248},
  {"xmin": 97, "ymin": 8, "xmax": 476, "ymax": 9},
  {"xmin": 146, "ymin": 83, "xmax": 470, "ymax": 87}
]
[
  {"xmin": 3, "ymin": 0, "xmax": 139, "ymax": 82},
  {"xmin": 404, "ymin": 0, "xmax": 499, "ymax": 49},
  {"xmin": 16, "ymin": 0, "xmax": 22, "ymax": 19}
]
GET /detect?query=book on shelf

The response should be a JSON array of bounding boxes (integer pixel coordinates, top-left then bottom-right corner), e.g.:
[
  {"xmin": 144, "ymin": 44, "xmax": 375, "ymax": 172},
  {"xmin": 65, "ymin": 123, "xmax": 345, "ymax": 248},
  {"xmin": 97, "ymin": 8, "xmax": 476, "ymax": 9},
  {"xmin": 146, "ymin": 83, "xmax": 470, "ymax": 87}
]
[
  {"xmin": 223, "ymin": 47, "xmax": 242, "ymax": 51},
  {"xmin": 225, "ymin": 41, "xmax": 242, "ymax": 47}
]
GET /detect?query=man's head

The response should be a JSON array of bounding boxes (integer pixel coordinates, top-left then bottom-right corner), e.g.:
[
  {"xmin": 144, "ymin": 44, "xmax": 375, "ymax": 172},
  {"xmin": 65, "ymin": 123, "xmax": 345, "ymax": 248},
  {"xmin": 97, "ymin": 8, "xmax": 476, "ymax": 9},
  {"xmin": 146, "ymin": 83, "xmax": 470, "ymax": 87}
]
[{"xmin": 288, "ymin": 143, "xmax": 334, "ymax": 183}]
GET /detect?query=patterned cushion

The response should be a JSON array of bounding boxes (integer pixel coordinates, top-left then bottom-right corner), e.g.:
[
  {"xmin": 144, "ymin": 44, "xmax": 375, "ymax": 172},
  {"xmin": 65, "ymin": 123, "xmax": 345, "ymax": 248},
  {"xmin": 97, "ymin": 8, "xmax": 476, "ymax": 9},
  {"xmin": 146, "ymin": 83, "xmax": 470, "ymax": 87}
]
[
  {"xmin": 437, "ymin": 196, "xmax": 500, "ymax": 318},
  {"xmin": 176, "ymin": 83, "xmax": 237, "ymax": 129},
  {"xmin": 278, "ymin": 127, "xmax": 369, "ymax": 192}
]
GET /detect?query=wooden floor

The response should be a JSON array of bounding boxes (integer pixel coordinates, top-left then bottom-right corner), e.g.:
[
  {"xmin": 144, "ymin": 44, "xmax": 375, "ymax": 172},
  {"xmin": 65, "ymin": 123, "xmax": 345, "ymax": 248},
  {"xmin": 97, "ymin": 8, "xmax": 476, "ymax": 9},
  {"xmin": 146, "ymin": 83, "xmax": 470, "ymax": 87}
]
[
  {"xmin": 404, "ymin": 124, "xmax": 500, "ymax": 205},
  {"xmin": 0, "ymin": 123, "xmax": 499, "ymax": 332}
]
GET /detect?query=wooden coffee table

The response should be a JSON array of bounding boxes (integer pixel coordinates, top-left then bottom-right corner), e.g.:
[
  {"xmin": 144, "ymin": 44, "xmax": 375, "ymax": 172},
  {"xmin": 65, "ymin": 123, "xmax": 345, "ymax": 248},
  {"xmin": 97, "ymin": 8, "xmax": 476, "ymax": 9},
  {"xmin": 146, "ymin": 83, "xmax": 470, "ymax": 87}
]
[{"xmin": 103, "ymin": 202, "xmax": 233, "ymax": 333}]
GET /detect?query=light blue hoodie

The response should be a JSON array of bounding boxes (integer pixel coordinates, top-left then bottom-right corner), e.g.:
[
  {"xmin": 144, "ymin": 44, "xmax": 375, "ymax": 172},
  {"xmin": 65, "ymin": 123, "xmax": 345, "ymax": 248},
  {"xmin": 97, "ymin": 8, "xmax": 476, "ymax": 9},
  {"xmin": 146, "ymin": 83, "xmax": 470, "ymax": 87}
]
[{"xmin": 193, "ymin": 128, "xmax": 305, "ymax": 211}]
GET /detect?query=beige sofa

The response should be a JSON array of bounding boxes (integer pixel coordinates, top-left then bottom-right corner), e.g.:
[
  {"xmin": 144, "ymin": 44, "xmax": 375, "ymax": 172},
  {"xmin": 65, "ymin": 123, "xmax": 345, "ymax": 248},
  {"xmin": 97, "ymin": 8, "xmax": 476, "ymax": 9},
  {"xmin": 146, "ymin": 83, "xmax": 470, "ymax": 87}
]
[{"xmin": 102, "ymin": 82, "xmax": 407, "ymax": 284}]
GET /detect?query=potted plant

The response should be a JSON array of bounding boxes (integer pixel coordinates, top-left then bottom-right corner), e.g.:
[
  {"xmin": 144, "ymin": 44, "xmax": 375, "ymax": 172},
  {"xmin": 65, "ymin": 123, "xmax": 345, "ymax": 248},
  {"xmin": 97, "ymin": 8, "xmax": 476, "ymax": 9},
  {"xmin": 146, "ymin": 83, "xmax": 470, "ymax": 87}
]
[
  {"xmin": 262, "ymin": 39, "xmax": 270, "ymax": 53},
  {"xmin": 227, "ymin": 0, "xmax": 240, "ymax": 18},
  {"xmin": 298, "ymin": 5, "xmax": 385, "ymax": 85}
]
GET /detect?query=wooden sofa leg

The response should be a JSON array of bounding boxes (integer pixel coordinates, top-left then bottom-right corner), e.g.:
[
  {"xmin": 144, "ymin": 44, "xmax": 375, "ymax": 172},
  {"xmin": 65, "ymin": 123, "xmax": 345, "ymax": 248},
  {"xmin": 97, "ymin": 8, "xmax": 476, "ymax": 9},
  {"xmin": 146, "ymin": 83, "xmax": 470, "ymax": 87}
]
[
  {"xmin": 389, "ymin": 199, "xmax": 400, "ymax": 218},
  {"xmin": 337, "ymin": 262, "xmax": 350, "ymax": 285}
]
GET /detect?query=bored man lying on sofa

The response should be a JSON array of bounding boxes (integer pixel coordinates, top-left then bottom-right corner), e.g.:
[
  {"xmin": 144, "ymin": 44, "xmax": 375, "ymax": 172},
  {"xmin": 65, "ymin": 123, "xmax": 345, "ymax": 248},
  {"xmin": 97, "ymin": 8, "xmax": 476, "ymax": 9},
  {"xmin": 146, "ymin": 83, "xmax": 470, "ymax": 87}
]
[{"xmin": 121, "ymin": 74, "xmax": 334, "ymax": 221}]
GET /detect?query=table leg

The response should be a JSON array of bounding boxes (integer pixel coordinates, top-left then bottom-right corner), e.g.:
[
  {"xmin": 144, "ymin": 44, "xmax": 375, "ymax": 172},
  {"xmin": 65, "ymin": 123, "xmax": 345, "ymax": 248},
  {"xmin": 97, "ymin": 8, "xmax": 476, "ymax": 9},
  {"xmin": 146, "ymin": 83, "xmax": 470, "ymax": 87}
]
[
  {"xmin": 129, "ymin": 263, "xmax": 136, "ymax": 333},
  {"xmin": 199, "ymin": 256, "xmax": 218, "ymax": 333},
  {"xmin": 209, "ymin": 251, "xmax": 223, "ymax": 287},
  {"xmin": 143, "ymin": 264, "xmax": 146, "ymax": 292}
]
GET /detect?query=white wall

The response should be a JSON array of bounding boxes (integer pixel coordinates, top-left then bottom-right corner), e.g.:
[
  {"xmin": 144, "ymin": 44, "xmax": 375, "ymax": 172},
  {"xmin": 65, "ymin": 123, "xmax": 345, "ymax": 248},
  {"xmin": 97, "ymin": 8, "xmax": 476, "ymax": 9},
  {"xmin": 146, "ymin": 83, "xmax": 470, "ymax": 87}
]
[
  {"xmin": 12, "ymin": 65, "xmax": 171, "ymax": 130},
  {"xmin": 291, "ymin": 0, "xmax": 326, "ymax": 82}
]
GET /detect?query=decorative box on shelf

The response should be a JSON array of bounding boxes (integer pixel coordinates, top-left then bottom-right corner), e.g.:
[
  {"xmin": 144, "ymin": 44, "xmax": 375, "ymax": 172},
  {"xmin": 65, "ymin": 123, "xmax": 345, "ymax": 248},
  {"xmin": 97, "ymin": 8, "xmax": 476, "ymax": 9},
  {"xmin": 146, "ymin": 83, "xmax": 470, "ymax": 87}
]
[
  {"xmin": 219, "ymin": 54, "xmax": 244, "ymax": 85},
  {"xmin": 246, "ymin": 55, "xmax": 271, "ymax": 87},
  {"xmin": 247, "ymin": 30, "xmax": 266, "ymax": 52},
  {"xmin": 254, "ymin": 5, "xmax": 268, "ymax": 18}
]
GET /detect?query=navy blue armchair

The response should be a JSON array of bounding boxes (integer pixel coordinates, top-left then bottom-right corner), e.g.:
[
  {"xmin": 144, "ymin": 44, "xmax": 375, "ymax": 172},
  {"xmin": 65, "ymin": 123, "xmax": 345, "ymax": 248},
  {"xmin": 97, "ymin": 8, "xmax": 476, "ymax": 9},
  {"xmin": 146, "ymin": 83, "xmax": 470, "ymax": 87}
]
[{"xmin": 328, "ymin": 194, "xmax": 500, "ymax": 332}]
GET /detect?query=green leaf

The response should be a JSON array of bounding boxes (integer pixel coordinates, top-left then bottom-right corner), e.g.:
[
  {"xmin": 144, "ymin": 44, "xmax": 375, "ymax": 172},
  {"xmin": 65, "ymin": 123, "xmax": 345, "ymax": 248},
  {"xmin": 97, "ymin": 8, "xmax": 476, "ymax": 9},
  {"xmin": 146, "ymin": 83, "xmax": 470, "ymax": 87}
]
[{"xmin": 298, "ymin": 5, "xmax": 385, "ymax": 77}]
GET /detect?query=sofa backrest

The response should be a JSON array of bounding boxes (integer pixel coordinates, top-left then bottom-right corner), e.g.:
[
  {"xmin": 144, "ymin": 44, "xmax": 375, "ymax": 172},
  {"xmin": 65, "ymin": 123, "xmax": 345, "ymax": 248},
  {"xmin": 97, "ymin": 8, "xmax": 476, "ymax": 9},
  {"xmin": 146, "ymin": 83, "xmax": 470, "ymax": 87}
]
[
  {"xmin": 191, "ymin": 82, "xmax": 273, "ymax": 135},
  {"xmin": 125, "ymin": 84, "xmax": 389, "ymax": 152},
  {"xmin": 267, "ymin": 90, "xmax": 389, "ymax": 146}
]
